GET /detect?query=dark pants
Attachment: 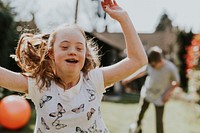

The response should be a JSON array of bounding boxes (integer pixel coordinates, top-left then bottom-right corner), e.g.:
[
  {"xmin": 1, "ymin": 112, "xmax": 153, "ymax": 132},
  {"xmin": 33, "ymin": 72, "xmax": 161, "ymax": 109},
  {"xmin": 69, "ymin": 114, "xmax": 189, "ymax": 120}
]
[{"xmin": 137, "ymin": 99, "xmax": 165, "ymax": 133}]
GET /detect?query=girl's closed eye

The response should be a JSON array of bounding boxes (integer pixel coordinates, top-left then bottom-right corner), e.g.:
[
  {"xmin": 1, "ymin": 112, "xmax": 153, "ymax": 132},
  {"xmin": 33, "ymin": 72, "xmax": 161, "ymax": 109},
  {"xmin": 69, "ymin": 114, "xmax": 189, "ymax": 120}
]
[
  {"xmin": 61, "ymin": 45, "xmax": 69, "ymax": 50},
  {"xmin": 76, "ymin": 47, "xmax": 83, "ymax": 51}
]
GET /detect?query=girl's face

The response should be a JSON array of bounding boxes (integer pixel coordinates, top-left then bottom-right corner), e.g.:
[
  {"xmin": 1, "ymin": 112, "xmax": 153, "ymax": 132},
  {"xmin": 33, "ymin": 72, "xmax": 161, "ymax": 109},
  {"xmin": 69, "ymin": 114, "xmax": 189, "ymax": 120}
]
[{"xmin": 51, "ymin": 27, "xmax": 86, "ymax": 75}]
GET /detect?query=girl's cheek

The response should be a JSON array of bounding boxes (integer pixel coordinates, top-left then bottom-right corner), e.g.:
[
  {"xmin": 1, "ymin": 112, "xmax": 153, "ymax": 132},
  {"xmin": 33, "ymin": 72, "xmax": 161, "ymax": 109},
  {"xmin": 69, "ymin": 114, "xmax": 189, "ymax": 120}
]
[{"xmin": 77, "ymin": 53, "xmax": 85, "ymax": 63}]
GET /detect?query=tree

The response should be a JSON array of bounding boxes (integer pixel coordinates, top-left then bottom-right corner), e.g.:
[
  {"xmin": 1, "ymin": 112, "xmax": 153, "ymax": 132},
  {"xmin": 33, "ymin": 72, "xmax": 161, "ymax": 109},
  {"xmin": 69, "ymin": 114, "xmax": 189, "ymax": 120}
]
[
  {"xmin": 0, "ymin": 1, "xmax": 19, "ymax": 70},
  {"xmin": 156, "ymin": 13, "xmax": 173, "ymax": 32},
  {"xmin": 177, "ymin": 31, "xmax": 194, "ymax": 90},
  {"xmin": 185, "ymin": 34, "xmax": 200, "ymax": 104},
  {"xmin": 0, "ymin": 1, "xmax": 20, "ymax": 98}
]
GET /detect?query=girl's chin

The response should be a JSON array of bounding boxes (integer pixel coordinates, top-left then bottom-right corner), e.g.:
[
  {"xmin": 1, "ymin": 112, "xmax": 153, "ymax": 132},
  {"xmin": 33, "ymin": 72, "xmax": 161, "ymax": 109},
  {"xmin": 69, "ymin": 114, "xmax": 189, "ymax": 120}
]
[
  {"xmin": 63, "ymin": 67, "xmax": 81, "ymax": 73},
  {"xmin": 65, "ymin": 62, "xmax": 79, "ymax": 66}
]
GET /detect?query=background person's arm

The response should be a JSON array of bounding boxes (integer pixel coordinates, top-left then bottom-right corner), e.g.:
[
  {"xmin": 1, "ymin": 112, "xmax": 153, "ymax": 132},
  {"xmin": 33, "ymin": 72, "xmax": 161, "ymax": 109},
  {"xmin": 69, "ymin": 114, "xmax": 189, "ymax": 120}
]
[
  {"xmin": 163, "ymin": 81, "xmax": 179, "ymax": 103},
  {"xmin": 163, "ymin": 63, "xmax": 180, "ymax": 103}
]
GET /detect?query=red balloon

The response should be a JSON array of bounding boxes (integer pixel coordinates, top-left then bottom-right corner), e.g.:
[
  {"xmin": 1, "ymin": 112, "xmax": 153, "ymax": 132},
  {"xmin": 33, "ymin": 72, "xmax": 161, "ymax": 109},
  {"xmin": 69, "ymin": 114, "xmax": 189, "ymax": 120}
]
[{"xmin": 0, "ymin": 95, "xmax": 31, "ymax": 130}]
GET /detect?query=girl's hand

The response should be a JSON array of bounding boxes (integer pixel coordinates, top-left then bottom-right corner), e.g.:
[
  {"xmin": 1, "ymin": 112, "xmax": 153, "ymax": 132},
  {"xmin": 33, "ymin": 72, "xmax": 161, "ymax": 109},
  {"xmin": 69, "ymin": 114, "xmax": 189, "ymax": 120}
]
[{"xmin": 101, "ymin": 0, "xmax": 127, "ymax": 22}]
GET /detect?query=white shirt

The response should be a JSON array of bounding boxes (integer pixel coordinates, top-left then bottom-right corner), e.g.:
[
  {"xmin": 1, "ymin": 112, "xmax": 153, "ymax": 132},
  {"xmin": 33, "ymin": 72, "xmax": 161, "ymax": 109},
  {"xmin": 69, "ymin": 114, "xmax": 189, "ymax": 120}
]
[{"xmin": 27, "ymin": 68, "xmax": 109, "ymax": 133}]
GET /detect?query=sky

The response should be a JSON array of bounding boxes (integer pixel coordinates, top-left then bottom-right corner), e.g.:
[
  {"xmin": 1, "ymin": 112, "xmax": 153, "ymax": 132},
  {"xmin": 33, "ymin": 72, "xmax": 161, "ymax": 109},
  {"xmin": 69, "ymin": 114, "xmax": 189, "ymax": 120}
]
[{"xmin": 2, "ymin": 0, "xmax": 200, "ymax": 33}]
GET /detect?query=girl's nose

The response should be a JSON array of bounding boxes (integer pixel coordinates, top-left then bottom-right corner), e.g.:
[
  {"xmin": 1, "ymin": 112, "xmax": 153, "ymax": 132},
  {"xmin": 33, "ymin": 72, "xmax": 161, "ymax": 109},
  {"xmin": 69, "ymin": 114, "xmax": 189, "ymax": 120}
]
[{"xmin": 68, "ymin": 47, "xmax": 77, "ymax": 56}]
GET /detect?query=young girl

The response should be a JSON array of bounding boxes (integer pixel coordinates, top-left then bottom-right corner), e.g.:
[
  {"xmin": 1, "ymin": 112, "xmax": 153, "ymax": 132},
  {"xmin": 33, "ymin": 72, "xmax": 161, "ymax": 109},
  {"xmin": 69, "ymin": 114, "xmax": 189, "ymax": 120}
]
[{"xmin": 0, "ymin": 0, "xmax": 147, "ymax": 132}]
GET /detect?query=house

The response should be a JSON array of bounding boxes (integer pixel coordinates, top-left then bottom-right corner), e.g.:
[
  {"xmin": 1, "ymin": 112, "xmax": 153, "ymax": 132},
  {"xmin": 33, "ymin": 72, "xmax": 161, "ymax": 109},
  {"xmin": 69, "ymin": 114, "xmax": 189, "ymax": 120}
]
[{"xmin": 87, "ymin": 14, "xmax": 180, "ymax": 93}]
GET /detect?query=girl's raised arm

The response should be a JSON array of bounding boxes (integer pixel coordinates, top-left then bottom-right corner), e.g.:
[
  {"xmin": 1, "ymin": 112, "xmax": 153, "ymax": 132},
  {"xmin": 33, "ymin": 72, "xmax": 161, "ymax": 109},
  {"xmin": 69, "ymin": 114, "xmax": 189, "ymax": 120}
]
[
  {"xmin": 0, "ymin": 67, "xmax": 28, "ymax": 93},
  {"xmin": 101, "ymin": 0, "xmax": 148, "ymax": 87}
]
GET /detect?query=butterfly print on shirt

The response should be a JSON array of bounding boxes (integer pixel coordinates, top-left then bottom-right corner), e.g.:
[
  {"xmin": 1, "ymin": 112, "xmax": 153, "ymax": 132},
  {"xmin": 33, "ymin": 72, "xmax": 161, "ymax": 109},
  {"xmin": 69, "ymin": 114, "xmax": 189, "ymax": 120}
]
[
  {"xmin": 104, "ymin": 128, "xmax": 109, "ymax": 133},
  {"xmin": 49, "ymin": 103, "xmax": 66, "ymax": 118},
  {"xmin": 72, "ymin": 104, "xmax": 84, "ymax": 113},
  {"xmin": 86, "ymin": 89, "xmax": 96, "ymax": 102},
  {"xmin": 75, "ymin": 127, "xmax": 88, "ymax": 133},
  {"xmin": 37, "ymin": 128, "xmax": 42, "ymax": 133},
  {"xmin": 88, "ymin": 120, "xmax": 102, "ymax": 133},
  {"xmin": 52, "ymin": 117, "xmax": 67, "ymax": 130},
  {"xmin": 39, "ymin": 95, "xmax": 52, "ymax": 108},
  {"xmin": 98, "ymin": 106, "xmax": 102, "ymax": 118},
  {"xmin": 87, "ymin": 108, "xmax": 96, "ymax": 120},
  {"xmin": 41, "ymin": 117, "xmax": 50, "ymax": 130}
]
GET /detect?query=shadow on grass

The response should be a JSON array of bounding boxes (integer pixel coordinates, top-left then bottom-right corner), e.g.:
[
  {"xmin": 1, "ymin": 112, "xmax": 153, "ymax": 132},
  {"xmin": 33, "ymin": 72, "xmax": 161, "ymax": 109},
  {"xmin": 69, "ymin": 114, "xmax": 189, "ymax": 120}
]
[{"xmin": 103, "ymin": 93, "xmax": 140, "ymax": 104}]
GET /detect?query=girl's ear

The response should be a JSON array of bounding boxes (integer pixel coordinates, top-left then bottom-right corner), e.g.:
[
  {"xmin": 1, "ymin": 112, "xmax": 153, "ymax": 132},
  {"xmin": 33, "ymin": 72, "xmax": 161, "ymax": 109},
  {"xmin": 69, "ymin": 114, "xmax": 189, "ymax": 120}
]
[{"xmin": 48, "ymin": 49, "xmax": 54, "ymax": 60}]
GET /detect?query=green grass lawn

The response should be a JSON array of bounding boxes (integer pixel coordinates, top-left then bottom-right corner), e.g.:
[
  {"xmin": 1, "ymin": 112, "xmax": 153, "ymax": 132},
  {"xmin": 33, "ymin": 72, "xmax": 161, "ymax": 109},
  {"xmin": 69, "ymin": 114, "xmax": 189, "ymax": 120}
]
[
  {"xmin": 1, "ymin": 100, "xmax": 200, "ymax": 133},
  {"xmin": 102, "ymin": 100, "xmax": 200, "ymax": 133}
]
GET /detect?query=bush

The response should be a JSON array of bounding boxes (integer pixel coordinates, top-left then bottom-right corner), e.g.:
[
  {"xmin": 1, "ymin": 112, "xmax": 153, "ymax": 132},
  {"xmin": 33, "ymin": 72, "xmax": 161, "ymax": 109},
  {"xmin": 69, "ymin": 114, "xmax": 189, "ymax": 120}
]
[
  {"xmin": 0, "ymin": 2, "xmax": 20, "ymax": 99},
  {"xmin": 177, "ymin": 31, "xmax": 193, "ymax": 90},
  {"xmin": 187, "ymin": 70, "xmax": 200, "ymax": 104},
  {"xmin": 186, "ymin": 34, "xmax": 200, "ymax": 104}
]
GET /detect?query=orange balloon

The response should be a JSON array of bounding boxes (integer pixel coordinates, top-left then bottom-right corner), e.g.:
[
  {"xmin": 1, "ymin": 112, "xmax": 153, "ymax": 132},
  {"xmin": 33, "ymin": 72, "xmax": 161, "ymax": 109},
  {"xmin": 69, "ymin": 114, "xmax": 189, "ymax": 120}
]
[{"xmin": 0, "ymin": 95, "xmax": 31, "ymax": 130}]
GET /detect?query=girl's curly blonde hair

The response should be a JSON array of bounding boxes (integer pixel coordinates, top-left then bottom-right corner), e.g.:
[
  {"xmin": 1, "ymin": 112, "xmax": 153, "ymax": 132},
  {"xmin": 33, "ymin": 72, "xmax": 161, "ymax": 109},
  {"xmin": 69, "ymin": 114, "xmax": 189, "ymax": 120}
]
[{"xmin": 13, "ymin": 24, "xmax": 100, "ymax": 90}]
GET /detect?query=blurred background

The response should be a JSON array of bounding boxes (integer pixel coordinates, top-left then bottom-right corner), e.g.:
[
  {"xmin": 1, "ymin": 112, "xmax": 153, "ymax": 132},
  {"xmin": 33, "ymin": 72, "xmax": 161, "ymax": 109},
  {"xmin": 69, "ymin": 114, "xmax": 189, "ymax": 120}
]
[{"xmin": 0, "ymin": 0, "xmax": 200, "ymax": 133}]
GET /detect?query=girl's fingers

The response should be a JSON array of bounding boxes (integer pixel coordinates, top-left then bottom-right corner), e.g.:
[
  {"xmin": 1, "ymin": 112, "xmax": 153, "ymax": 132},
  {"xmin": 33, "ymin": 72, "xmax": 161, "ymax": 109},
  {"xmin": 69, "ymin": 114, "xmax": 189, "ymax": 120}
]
[
  {"xmin": 103, "ymin": 0, "xmax": 116, "ymax": 7},
  {"xmin": 113, "ymin": 0, "xmax": 118, "ymax": 6},
  {"xmin": 101, "ymin": 0, "xmax": 117, "ymax": 12},
  {"xmin": 104, "ymin": 5, "xmax": 111, "ymax": 13},
  {"xmin": 108, "ymin": 0, "xmax": 113, "ymax": 6},
  {"xmin": 101, "ymin": 1, "xmax": 106, "ymax": 11},
  {"xmin": 104, "ymin": 0, "xmax": 108, "ymax": 5}
]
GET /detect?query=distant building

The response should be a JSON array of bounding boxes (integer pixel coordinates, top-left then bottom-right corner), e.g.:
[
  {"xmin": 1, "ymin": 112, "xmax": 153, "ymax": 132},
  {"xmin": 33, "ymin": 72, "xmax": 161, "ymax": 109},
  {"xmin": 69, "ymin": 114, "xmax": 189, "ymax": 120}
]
[{"xmin": 90, "ymin": 14, "xmax": 179, "ymax": 65}]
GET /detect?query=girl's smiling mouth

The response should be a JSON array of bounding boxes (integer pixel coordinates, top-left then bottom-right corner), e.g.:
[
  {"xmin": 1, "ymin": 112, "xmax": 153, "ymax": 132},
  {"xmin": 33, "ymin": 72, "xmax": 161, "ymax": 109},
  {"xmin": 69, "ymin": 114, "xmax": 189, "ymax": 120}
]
[{"xmin": 65, "ymin": 59, "xmax": 79, "ymax": 64}]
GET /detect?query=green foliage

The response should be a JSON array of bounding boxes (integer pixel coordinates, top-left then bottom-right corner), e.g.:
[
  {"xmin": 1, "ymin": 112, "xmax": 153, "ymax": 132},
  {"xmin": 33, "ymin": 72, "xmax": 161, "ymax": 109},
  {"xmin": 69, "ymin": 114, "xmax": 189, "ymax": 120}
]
[
  {"xmin": 0, "ymin": 1, "xmax": 20, "ymax": 98},
  {"xmin": 185, "ymin": 34, "xmax": 200, "ymax": 104},
  {"xmin": 188, "ymin": 70, "xmax": 200, "ymax": 104},
  {"xmin": 177, "ymin": 31, "xmax": 194, "ymax": 90},
  {"xmin": 0, "ymin": 1, "xmax": 19, "ymax": 70}
]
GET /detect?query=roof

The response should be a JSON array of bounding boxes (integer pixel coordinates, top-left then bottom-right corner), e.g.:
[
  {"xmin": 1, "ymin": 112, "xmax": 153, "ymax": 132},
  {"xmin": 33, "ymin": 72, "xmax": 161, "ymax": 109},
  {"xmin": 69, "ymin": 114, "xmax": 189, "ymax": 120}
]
[
  {"xmin": 91, "ymin": 31, "xmax": 125, "ymax": 50},
  {"xmin": 91, "ymin": 30, "xmax": 177, "ymax": 51}
]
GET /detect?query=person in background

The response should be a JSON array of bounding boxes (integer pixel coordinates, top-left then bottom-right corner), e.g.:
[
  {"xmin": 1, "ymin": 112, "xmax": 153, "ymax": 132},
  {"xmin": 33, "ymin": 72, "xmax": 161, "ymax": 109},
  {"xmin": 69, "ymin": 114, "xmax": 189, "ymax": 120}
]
[{"xmin": 123, "ymin": 46, "xmax": 180, "ymax": 133}]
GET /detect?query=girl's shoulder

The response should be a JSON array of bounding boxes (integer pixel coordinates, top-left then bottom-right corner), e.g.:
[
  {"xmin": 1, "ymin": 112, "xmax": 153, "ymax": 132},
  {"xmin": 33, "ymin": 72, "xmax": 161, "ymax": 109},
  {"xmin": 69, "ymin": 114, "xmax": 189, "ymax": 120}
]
[
  {"xmin": 26, "ymin": 77, "xmax": 50, "ymax": 101},
  {"xmin": 83, "ymin": 68, "xmax": 105, "ymax": 94},
  {"xmin": 84, "ymin": 68, "xmax": 104, "ymax": 84}
]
